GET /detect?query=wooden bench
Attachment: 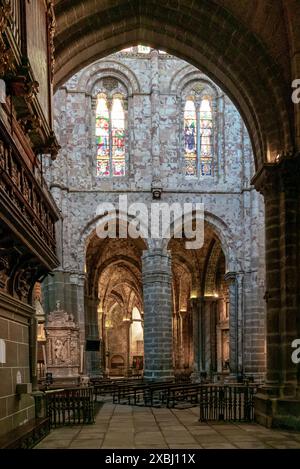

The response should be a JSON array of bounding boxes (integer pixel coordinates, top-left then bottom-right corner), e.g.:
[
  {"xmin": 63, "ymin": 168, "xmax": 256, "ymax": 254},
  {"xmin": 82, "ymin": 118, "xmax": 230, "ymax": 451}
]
[
  {"xmin": 0, "ymin": 417, "xmax": 50, "ymax": 449},
  {"xmin": 114, "ymin": 380, "xmax": 175, "ymax": 406},
  {"xmin": 165, "ymin": 383, "xmax": 202, "ymax": 408}
]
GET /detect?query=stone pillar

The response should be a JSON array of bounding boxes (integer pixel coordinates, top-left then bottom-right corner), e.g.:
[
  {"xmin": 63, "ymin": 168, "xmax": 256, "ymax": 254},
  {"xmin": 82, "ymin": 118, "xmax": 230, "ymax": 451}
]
[
  {"xmin": 85, "ymin": 296, "xmax": 101, "ymax": 376},
  {"xmin": 201, "ymin": 297, "xmax": 219, "ymax": 377},
  {"xmin": 225, "ymin": 272, "xmax": 244, "ymax": 378},
  {"xmin": 210, "ymin": 300, "xmax": 218, "ymax": 373},
  {"xmin": 253, "ymin": 158, "xmax": 300, "ymax": 428},
  {"xmin": 180, "ymin": 309, "xmax": 191, "ymax": 369},
  {"xmin": 142, "ymin": 249, "xmax": 173, "ymax": 381},
  {"xmin": 172, "ymin": 311, "xmax": 180, "ymax": 371},
  {"xmin": 190, "ymin": 298, "xmax": 203, "ymax": 381}
]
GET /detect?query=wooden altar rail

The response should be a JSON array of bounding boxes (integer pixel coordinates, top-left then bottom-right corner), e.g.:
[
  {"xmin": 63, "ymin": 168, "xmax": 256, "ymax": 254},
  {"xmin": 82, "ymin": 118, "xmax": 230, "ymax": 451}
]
[
  {"xmin": 199, "ymin": 384, "xmax": 257, "ymax": 422},
  {"xmin": 45, "ymin": 387, "xmax": 95, "ymax": 427}
]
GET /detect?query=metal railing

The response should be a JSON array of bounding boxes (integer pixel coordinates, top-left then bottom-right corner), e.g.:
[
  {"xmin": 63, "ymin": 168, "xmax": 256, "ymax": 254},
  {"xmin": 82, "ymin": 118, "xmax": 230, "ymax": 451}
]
[
  {"xmin": 199, "ymin": 384, "xmax": 256, "ymax": 422},
  {"xmin": 45, "ymin": 387, "xmax": 95, "ymax": 427}
]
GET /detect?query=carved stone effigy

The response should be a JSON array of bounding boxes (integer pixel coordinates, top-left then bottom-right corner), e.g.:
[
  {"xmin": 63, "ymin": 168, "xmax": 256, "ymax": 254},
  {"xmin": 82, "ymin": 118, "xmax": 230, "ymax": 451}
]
[{"xmin": 45, "ymin": 301, "xmax": 80, "ymax": 384}]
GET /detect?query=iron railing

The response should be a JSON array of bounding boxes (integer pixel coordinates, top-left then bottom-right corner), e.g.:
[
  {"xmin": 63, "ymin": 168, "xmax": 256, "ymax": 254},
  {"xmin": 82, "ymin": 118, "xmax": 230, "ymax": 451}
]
[
  {"xmin": 199, "ymin": 384, "xmax": 256, "ymax": 422},
  {"xmin": 45, "ymin": 387, "xmax": 95, "ymax": 427}
]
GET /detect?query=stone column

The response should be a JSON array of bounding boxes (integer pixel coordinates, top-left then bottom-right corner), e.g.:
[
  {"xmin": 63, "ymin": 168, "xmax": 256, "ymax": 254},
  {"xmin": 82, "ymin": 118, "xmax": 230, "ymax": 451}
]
[
  {"xmin": 253, "ymin": 158, "xmax": 300, "ymax": 427},
  {"xmin": 210, "ymin": 300, "xmax": 218, "ymax": 373},
  {"xmin": 85, "ymin": 295, "xmax": 101, "ymax": 376},
  {"xmin": 180, "ymin": 309, "xmax": 191, "ymax": 369},
  {"xmin": 224, "ymin": 272, "xmax": 244, "ymax": 378},
  {"xmin": 172, "ymin": 311, "xmax": 180, "ymax": 371},
  {"xmin": 142, "ymin": 249, "xmax": 173, "ymax": 381},
  {"xmin": 190, "ymin": 298, "xmax": 203, "ymax": 381}
]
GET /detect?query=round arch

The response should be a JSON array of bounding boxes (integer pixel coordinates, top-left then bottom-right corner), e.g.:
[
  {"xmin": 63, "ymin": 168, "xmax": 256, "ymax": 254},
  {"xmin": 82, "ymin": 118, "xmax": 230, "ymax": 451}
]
[
  {"xmin": 163, "ymin": 210, "xmax": 241, "ymax": 274},
  {"xmin": 53, "ymin": 1, "xmax": 294, "ymax": 169}
]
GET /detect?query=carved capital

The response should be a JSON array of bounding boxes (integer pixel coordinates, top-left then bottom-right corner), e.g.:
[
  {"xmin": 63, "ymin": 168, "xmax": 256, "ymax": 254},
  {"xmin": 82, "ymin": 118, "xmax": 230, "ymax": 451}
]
[
  {"xmin": 252, "ymin": 153, "xmax": 300, "ymax": 196},
  {"xmin": 224, "ymin": 271, "xmax": 237, "ymax": 285},
  {"xmin": 251, "ymin": 164, "xmax": 279, "ymax": 195}
]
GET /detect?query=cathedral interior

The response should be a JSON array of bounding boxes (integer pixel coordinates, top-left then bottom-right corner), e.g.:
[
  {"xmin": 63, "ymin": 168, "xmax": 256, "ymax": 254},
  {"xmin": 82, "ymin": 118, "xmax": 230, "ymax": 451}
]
[{"xmin": 0, "ymin": 0, "xmax": 300, "ymax": 451}]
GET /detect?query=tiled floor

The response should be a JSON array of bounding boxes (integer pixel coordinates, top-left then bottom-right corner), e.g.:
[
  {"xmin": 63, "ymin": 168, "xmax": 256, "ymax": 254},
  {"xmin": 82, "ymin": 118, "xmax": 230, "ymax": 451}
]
[{"xmin": 35, "ymin": 402, "xmax": 300, "ymax": 449}]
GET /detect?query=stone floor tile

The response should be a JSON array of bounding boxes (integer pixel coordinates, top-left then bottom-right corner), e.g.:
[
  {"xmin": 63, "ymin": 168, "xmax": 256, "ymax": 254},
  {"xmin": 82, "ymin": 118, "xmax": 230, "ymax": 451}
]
[
  {"xmin": 76, "ymin": 431, "xmax": 106, "ymax": 439},
  {"xmin": 69, "ymin": 439, "xmax": 103, "ymax": 449},
  {"xmin": 234, "ymin": 442, "xmax": 271, "ymax": 449},
  {"xmin": 168, "ymin": 444, "xmax": 203, "ymax": 449},
  {"xmin": 202, "ymin": 443, "xmax": 237, "ymax": 449},
  {"xmin": 35, "ymin": 401, "xmax": 300, "ymax": 450},
  {"xmin": 35, "ymin": 439, "xmax": 71, "ymax": 449}
]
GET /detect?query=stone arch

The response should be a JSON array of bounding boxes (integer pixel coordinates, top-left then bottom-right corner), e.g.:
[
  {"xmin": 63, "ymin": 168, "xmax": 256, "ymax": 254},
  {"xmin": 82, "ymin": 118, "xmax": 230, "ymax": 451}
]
[
  {"xmin": 170, "ymin": 65, "xmax": 221, "ymax": 98},
  {"xmin": 203, "ymin": 239, "xmax": 223, "ymax": 296},
  {"xmin": 76, "ymin": 60, "xmax": 141, "ymax": 95},
  {"xmin": 54, "ymin": 1, "xmax": 294, "ymax": 168},
  {"xmin": 78, "ymin": 212, "xmax": 150, "ymax": 272},
  {"xmin": 163, "ymin": 210, "xmax": 240, "ymax": 274}
]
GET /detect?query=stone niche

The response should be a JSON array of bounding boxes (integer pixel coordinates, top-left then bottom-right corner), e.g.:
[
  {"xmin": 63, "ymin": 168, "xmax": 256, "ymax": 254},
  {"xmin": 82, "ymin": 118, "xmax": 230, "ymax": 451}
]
[{"xmin": 45, "ymin": 303, "xmax": 80, "ymax": 386}]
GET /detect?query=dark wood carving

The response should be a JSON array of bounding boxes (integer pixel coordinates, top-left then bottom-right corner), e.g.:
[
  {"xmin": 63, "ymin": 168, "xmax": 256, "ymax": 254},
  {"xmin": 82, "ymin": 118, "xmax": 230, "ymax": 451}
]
[{"xmin": 0, "ymin": 0, "xmax": 60, "ymax": 159}]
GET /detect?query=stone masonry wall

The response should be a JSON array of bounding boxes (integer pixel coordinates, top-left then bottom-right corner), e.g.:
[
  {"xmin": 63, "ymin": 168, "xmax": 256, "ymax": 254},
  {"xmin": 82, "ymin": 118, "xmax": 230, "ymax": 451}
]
[{"xmin": 45, "ymin": 49, "xmax": 266, "ymax": 377}]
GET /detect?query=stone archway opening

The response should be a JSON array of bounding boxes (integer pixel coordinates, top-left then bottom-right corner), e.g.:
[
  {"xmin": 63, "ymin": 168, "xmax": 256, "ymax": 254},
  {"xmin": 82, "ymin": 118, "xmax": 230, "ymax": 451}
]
[
  {"xmin": 84, "ymin": 228, "xmax": 146, "ymax": 378},
  {"xmin": 168, "ymin": 222, "xmax": 235, "ymax": 384},
  {"xmin": 53, "ymin": 2, "xmax": 294, "ymax": 168}
]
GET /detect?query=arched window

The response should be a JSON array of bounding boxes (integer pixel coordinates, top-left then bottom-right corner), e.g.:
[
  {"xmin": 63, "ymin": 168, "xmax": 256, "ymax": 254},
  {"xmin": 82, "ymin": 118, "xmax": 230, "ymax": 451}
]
[
  {"xmin": 183, "ymin": 94, "xmax": 213, "ymax": 177},
  {"xmin": 184, "ymin": 99, "xmax": 197, "ymax": 177},
  {"xmin": 96, "ymin": 93, "xmax": 126, "ymax": 177},
  {"xmin": 199, "ymin": 97, "xmax": 213, "ymax": 176}
]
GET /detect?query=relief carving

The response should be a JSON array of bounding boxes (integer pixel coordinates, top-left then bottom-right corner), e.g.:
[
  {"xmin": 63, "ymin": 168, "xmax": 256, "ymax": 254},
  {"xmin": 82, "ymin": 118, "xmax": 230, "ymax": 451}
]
[{"xmin": 45, "ymin": 303, "xmax": 80, "ymax": 380}]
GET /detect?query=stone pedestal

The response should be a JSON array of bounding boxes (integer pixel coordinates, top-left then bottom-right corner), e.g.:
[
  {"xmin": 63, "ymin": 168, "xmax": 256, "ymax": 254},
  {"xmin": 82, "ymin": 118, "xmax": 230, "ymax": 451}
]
[
  {"xmin": 45, "ymin": 303, "xmax": 80, "ymax": 386},
  {"xmin": 142, "ymin": 249, "xmax": 173, "ymax": 381}
]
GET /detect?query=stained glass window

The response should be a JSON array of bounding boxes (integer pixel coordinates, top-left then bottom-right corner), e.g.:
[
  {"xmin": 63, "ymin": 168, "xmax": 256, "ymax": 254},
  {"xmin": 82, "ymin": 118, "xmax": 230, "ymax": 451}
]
[
  {"xmin": 111, "ymin": 97, "xmax": 125, "ymax": 176},
  {"xmin": 200, "ymin": 98, "xmax": 213, "ymax": 176},
  {"xmin": 96, "ymin": 94, "xmax": 110, "ymax": 177},
  {"xmin": 96, "ymin": 93, "xmax": 126, "ymax": 177},
  {"xmin": 138, "ymin": 45, "xmax": 151, "ymax": 53},
  {"xmin": 184, "ymin": 99, "xmax": 197, "ymax": 177},
  {"xmin": 184, "ymin": 95, "xmax": 213, "ymax": 177}
]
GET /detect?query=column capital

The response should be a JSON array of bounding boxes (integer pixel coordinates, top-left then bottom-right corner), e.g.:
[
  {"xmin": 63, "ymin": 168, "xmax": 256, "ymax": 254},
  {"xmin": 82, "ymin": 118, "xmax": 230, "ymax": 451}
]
[
  {"xmin": 251, "ymin": 153, "xmax": 300, "ymax": 195},
  {"xmin": 224, "ymin": 271, "xmax": 237, "ymax": 284}
]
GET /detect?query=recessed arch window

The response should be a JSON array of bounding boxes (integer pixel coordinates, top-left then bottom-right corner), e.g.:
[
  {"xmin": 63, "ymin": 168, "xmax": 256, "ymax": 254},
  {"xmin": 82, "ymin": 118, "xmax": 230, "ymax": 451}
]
[
  {"xmin": 183, "ymin": 93, "xmax": 214, "ymax": 177},
  {"xmin": 96, "ymin": 93, "xmax": 126, "ymax": 177}
]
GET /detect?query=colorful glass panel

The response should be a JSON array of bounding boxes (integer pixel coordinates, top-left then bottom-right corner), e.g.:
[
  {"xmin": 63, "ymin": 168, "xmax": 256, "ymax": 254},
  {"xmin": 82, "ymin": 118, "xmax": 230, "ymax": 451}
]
[
  {"xmin": 184, "ymin": 99, "xmax": 197, "ymax": 177},
  {"xmin": 96, "ymin": 95, "xmax": 110, "ymax": 177},
  {"xmin": 137, "ymin": 45, "xmax": 151, "ymax": 53},
  {"xmin": 111, "ymin": 97, "xmax": 126, "ymax": 176},
  {"xmin": 201, "ymin": 158, "xmax": 212, "ymax": 176},
  {"xmin": 200, "ymin": 98, "xmax": 213, "ymax": 159}
]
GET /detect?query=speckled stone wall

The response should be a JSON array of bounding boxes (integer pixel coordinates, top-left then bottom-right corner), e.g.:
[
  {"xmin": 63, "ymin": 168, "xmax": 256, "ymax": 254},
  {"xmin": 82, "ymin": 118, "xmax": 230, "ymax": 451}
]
[{"xmin": 45, "ymin": 49, "xmax": 266, "ymax": 379}]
